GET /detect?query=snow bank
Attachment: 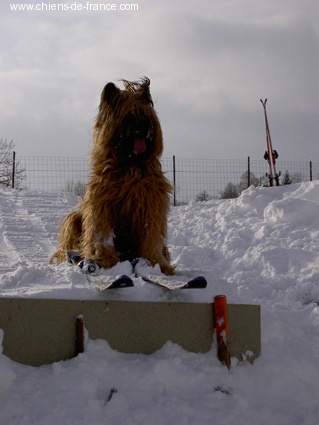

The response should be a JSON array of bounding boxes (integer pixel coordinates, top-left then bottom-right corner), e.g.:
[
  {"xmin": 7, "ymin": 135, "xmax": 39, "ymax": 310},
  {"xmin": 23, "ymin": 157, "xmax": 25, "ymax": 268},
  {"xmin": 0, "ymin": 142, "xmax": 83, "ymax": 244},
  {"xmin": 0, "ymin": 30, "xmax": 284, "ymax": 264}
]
[{"xmin": 0, "ymin": 182, "xmax": 319, "ymax": 424}]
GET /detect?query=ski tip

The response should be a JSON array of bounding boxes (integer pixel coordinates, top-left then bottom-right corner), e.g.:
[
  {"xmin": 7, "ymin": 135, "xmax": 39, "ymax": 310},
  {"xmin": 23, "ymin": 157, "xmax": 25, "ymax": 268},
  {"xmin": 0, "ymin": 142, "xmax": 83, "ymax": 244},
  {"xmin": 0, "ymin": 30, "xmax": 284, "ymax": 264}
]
[
  {"xmin": 112, "ymin": 275, "xmax": 134, "ymax": 288},
  {"xmin": 185, "ymin": 276, "xmax": 207, "ymax": 289}
]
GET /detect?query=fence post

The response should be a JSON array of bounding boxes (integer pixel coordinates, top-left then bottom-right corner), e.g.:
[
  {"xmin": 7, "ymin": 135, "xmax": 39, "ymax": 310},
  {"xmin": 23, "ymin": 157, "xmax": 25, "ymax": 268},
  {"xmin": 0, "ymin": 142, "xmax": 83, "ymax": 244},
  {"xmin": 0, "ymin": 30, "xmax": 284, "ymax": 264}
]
[
  {"xmin": 173, "ymin": 155, "xmax": 176, "ymax": 206},
  {"xmin": 310, "ymin": 161, "xmax": 313, "ymax": 182},
  {"xmin": 12, "ymin": 151, "xmax": 16, "ymax": 189},
  {"xmin": 247, "ymin": 156, "xmax": 250, "ymax": 188}
]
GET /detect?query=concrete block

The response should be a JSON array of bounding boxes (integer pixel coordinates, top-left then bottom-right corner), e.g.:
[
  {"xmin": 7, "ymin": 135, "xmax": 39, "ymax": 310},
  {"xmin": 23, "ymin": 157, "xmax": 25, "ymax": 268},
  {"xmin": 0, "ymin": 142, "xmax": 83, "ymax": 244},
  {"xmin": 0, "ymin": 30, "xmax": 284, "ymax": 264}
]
[{"xmin": 0, "ymin": 298, "xmax": 260, "ymax": 366}]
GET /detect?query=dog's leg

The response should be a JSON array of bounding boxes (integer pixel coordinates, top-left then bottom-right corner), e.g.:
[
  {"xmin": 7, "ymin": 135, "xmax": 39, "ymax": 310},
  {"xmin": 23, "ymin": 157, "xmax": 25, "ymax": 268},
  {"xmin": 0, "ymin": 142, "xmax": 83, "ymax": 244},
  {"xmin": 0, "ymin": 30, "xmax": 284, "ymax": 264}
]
[
  {"xmin": 160, "ymin": 245, "xmax": 176, "ymax": 275},
  {"xmin": 49, "ymin": 210, "xmax": 82, "ymax": 264},
  {"xmin": 81, "ymin": 236, "xmax": 118, "ymax": 269},
  {"xmin": 150, "ymin": 245, "xmax": 175, "ymax": 276},
  {"xmin": 141, "ymin": 246, "xmax": 175, "ymax": 276},
  {"xmin": 80, "ymin": 204, "xmax": 119, "ymax": 269},
  {"xmin": 139, "ymin": 224, "xmax": 175, "ymax": 275}
]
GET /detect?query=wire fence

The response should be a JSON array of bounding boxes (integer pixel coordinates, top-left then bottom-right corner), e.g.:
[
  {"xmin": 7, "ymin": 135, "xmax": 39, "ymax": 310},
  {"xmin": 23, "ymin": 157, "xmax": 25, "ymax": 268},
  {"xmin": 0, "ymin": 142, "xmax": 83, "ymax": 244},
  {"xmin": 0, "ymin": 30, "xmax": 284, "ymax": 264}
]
[{"xmin": 11, "ymin": 155, "xmax": 319, "ymax": 204}]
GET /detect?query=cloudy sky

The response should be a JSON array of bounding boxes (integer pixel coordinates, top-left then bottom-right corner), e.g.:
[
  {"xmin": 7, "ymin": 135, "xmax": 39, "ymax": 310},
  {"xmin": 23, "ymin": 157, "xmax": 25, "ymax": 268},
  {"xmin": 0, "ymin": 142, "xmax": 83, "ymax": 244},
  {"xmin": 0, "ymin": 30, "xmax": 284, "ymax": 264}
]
[{"xmin": 0, "ymin": 0, "xmax": 318, "ymax": 162}]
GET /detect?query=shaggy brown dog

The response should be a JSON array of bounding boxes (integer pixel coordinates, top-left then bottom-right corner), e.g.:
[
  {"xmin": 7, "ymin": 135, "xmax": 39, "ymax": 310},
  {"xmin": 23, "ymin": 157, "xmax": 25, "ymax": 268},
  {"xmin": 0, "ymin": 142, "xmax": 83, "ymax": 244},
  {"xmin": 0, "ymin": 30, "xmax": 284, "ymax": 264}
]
[{"xmin": 50, "ymin": 77, "xmax": 175, "ymax": 275}]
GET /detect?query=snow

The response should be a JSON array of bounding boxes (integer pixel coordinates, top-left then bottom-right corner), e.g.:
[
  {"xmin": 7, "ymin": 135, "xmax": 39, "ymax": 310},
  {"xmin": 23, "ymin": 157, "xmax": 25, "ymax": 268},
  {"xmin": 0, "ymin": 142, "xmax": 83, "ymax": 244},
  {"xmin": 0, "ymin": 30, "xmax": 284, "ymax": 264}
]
[{"xmin": 0, "ymin": 182, "xmax": 319, "ymax": 424}]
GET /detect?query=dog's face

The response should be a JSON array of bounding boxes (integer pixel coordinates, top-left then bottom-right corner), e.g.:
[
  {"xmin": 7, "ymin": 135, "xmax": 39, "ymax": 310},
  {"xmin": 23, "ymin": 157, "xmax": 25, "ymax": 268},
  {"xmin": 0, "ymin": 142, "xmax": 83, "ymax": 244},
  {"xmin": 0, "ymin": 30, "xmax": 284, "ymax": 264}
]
[
  {"xmin": 118, "ymin": 106, "xmax": 157, "ymax": 161},
  {"xmin": 95, "ymin": 77, "xmax": 163, "ymax": 164}
]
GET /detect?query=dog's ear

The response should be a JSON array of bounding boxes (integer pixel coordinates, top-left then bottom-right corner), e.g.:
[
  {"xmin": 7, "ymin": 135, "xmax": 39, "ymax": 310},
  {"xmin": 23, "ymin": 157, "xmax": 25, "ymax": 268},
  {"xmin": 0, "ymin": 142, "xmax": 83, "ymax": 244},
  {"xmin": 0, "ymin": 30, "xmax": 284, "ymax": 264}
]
[
  {"xmin": 121, "ymin": 77, "xmax": 154, "ymax": 106},
  {"xmin": 101, "ymin": 82, "xmax": 121, "ymax": 108},
  {"xmin": 140, "ymin": 77, "xmax": 153, "ymax": 106}
]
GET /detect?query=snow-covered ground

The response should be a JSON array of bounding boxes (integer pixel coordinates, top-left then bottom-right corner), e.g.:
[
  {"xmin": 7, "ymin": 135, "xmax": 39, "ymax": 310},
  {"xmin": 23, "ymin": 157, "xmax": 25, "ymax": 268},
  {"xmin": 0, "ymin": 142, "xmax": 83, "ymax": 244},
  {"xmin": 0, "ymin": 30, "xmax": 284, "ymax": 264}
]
[{"xmin": 0, "ymin": 182, "xmax": 319, "ymax": 424}]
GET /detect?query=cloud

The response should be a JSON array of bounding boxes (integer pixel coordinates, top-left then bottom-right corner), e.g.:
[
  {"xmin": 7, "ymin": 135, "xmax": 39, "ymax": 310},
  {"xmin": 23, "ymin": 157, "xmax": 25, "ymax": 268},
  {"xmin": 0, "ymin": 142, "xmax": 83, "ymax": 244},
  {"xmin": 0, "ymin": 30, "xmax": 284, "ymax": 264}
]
[{"xmin": 0, "ymin": 0, "xmax": 317, "ymax": 161}]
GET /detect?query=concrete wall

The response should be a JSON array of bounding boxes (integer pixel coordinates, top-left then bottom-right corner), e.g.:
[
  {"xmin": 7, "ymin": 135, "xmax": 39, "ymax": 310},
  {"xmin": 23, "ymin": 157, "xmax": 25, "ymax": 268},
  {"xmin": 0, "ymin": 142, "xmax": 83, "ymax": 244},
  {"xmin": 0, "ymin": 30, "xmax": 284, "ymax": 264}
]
[{"xmin": 0, "ymin": 298, "xmax": 261, "ymax": 366}]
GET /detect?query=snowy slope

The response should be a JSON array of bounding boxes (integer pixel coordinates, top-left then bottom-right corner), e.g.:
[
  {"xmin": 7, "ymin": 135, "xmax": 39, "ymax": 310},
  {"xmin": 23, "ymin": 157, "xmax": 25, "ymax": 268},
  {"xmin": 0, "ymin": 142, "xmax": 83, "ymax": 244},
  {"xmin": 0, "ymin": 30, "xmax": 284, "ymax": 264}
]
[
  {"xmin": 0, "ymin": 183, "xmax": 319, "ymax": 424},
  {"xmin": 0, "ymin": 190, "xmax": 75, "ymax": 271}
]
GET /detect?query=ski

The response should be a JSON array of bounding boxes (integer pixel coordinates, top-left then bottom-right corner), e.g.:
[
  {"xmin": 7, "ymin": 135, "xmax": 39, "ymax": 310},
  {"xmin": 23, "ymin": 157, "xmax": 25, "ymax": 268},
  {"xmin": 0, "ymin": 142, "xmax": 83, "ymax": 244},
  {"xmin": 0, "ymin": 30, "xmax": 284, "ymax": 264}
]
[
  {"xmin": 89, "ymin": 272, "xmax": 206, "ymax": 291},
  {"xmin": 132, "ymin": 257, "xmax": 207, "ymax": 290},
  {"xmin": 66, "ymin": 252, "xmax": 207, "ymax": 291},
  {"xmin": 66, "ymin": 252, "xmax": 134, "ymax": 290},
  {"xmin": 135, "ymin": 273, "xmax": 207, "ymax": 290},
  {"xmin": 260, "ymin": 99, "xmax": 280, "ymax": 187},
  {"xmin": 87, "ymin": 274, "xmax": 134, "ymax": 291}
]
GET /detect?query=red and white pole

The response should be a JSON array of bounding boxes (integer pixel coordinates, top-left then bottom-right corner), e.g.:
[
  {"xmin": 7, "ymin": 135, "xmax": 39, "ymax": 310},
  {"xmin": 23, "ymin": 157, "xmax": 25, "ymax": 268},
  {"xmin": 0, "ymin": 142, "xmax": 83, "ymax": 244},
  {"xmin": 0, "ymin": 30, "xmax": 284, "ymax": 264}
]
[{"xmin": 214, "ymin": 295, "xmax": 231, "ymax": 369}]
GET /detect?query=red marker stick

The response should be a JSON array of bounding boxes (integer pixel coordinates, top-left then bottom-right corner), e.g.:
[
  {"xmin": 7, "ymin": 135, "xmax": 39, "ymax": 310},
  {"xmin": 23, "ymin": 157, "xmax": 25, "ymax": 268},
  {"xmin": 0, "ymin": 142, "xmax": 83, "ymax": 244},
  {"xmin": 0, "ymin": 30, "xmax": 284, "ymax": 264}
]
[{"xmin": 214, "ymin": 295, "xmax": 231, "ymax": 369}]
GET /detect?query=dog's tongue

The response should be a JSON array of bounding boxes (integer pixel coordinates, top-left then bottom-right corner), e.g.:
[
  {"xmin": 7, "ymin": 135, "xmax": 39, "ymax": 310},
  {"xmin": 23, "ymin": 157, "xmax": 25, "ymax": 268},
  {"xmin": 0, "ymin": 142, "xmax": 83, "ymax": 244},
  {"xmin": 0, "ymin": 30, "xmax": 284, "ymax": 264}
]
[{"xmin": 134, "ymin": 138, "xmax": 146, "ymax": 154}]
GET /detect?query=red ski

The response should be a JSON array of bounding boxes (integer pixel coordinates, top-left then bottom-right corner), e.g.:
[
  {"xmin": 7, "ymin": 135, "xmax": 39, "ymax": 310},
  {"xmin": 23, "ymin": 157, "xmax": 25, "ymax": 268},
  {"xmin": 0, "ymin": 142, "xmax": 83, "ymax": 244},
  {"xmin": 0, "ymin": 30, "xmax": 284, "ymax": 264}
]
[{"xmin": 260, "ymin": 99, "xmax": 280, "ymax": 186}]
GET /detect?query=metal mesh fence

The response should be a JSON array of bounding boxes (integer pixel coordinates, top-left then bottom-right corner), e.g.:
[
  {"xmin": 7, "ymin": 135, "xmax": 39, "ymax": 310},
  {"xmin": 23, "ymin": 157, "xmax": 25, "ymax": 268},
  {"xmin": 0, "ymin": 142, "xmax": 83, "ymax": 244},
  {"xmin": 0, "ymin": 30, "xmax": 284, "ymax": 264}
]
[
  {"xmin": 14, "ymin": 155, "xmax": 319, "ymax": 204},
  {"xmin": 166, "ymin": 158, "xmax": 250, "ymax": 203},
  {"xmin": 18, "ymin": 156, "xmax": 90, "ymax": 193}
]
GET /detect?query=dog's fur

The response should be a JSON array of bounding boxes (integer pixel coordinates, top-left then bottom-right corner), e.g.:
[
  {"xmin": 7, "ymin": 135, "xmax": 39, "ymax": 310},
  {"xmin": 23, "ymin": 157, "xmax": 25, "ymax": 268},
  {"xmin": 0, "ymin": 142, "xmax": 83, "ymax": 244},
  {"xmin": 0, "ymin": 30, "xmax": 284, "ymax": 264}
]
[{"xmin": 50, "ymin": 77, "xmax": 175, "ymax": 275}]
